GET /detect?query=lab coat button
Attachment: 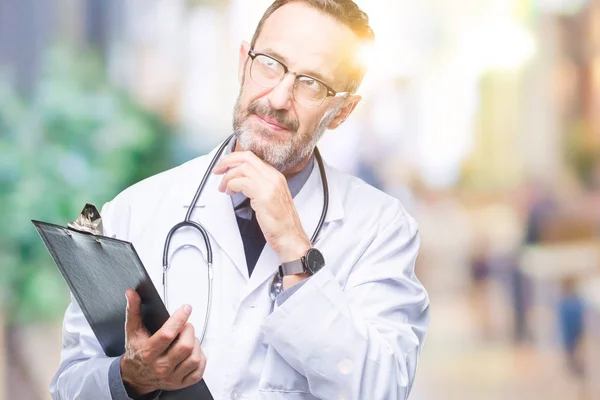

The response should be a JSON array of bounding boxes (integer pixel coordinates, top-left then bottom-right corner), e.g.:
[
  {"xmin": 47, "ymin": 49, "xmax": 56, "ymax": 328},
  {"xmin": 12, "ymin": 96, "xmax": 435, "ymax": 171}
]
[{"xmin": 338, "ymin": 358, "xmax": 354, "ymax": 375}]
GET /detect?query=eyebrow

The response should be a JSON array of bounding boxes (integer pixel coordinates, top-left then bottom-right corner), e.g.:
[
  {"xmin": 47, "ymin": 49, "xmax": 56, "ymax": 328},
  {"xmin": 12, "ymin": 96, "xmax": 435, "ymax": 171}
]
[{"xmin": 258, "ymin": 47, "xmax": 335, "ymax": 88}]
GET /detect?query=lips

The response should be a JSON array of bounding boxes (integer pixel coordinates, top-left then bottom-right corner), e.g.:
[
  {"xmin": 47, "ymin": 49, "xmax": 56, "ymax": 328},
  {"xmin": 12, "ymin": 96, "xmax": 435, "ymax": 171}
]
[{"xmin": 255, "ymin": 114, "xmax": 288, "ymax": 131}]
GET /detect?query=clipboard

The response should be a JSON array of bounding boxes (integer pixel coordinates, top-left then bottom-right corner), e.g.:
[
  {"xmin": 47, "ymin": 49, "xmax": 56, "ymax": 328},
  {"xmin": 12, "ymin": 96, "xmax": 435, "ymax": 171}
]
[{"xmin": 32, "ymin": 219, "xmax": 214, "ymax": 400}]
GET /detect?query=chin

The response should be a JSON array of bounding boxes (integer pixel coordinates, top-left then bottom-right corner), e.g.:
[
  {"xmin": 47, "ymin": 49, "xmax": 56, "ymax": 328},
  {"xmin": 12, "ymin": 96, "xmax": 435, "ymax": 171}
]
[{"xmin": 235, "ymin": 129, "xmax": 298, "ymax": 172}]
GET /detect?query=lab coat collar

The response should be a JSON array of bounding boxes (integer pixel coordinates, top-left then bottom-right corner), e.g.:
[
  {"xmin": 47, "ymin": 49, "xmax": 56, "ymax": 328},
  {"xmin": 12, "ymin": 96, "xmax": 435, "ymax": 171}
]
[{"xmin": 177, "ymin": 138, "xmax": 344, "ymax": 292}]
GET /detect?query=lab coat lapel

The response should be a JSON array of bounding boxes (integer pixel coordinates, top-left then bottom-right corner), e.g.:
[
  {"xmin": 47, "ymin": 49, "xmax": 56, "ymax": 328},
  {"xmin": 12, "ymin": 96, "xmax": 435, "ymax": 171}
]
[
  {"xmin": 178, "ymin": 143, "xmax": 249, "ymax": 280},
  {"xmin": 196, "ymin": 174, "xmax": 249, "ymax": 279}
]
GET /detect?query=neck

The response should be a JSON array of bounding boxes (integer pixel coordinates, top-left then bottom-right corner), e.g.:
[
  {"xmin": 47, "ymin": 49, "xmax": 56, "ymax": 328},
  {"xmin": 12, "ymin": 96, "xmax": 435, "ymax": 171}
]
[{"xmin": 283, "ymin": 155, "xmax": 311, "ymax": 178}]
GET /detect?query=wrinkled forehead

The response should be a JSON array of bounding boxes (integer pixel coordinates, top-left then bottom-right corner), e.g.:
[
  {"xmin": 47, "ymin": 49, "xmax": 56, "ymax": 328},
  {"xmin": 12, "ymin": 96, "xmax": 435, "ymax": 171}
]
[{"xmin": 253, "ymin": 2, "xmax": 360, "ymax": 89}]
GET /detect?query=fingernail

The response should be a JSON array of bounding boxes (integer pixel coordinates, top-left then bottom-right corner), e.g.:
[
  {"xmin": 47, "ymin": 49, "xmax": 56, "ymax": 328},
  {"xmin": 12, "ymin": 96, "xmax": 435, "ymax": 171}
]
[
  {"xmin": 183, "ymin": 304, "xmax": 192, "ymax": 314},
  {"xmin": 125, "ymin": 294, "xmax": 129, "ymax": 310}
]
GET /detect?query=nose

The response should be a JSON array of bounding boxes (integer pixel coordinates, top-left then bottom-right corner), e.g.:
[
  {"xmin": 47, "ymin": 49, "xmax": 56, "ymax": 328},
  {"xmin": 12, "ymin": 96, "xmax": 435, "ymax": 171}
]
[{"xmin": 267, "ymin": 72, "xmax": 295, "ymax": 110}]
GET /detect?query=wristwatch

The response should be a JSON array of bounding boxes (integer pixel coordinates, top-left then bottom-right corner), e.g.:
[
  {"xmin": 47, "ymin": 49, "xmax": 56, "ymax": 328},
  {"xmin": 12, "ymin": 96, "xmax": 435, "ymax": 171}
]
[{"xmin": 279, "ymin": 248, "xmax": 325, "ymax": 277}]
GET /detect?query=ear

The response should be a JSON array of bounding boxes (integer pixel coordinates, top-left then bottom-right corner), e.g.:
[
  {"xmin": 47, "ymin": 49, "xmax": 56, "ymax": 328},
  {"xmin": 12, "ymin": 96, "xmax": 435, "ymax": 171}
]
[
  {"xmin": 327, "ymin": 94, "xmax": 362, "ymax": 130},
  {"xmin": 238, "ymin": 41, "xmax": 251, "ymax": 84}
]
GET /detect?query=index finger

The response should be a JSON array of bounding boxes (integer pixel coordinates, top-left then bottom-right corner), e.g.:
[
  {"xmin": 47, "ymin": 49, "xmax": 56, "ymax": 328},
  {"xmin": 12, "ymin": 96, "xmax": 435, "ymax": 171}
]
[
  {"xmin": 213, "ymin": 151, "xmax": 263, "ymax": 175},
  {"xmin": 145, "ymin": 304, "xmax": 192, "ymax": 358}
]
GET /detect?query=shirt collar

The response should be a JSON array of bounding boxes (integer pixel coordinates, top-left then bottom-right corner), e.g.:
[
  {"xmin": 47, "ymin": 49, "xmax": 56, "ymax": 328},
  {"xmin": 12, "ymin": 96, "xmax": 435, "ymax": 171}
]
[{"xmin": 227, "ymin": 138, "xmax": 315, "ymax": 209}]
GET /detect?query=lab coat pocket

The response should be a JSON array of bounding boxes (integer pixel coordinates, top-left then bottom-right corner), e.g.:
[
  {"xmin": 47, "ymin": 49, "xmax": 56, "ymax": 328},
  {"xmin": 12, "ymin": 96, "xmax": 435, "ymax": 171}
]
[{"xmin": 257, "ymin": 345, "xmax": 318, "ymax": 399}]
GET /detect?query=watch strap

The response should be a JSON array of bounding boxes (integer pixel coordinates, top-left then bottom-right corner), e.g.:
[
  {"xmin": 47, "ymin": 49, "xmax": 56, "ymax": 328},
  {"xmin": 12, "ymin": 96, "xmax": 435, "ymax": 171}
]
[{"xmin": 279, "ymin": 257, "xmax": 306, "ymax": 277}]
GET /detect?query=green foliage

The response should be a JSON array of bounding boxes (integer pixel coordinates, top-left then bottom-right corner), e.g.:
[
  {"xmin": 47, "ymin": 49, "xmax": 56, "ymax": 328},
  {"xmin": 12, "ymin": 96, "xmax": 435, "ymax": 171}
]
[
  {"xmin": 565, "ymin": 119, "xmax": 600, "ymax": 188},
  {"xmin": 0, "ymin": 47, "xmax": 173, "ymax": 324}
]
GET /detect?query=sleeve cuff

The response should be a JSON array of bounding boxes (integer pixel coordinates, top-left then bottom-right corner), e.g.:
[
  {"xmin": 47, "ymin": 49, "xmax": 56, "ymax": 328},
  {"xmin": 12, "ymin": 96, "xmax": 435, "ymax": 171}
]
[
  {"xmin": 108, "ymin": 356, "xmax": 161, "ymax": 400},
  {"xmin": 275, "ymin": 278, "xmax": 310, "ymax": 306}
]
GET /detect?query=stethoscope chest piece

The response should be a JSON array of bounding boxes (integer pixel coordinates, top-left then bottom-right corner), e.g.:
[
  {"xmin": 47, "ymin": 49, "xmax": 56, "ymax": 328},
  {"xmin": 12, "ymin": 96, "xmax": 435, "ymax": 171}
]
[{"xmin": 269, "ymin": 272, "xmax": 284, "ymax": 302}]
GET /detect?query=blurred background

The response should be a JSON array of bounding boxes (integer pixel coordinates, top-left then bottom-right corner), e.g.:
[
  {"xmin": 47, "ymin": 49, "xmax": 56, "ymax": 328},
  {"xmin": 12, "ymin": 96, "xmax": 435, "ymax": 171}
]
[{"xmin": 1, "ymin": 0, "xmax": 600, "ymax": 399}]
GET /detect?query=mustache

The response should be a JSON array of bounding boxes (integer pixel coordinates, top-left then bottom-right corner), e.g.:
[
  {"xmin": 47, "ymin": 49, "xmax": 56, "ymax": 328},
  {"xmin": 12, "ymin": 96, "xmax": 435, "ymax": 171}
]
[{"xmin": 246, "ymin": 101, "xmax": 299, "ymax": 132}]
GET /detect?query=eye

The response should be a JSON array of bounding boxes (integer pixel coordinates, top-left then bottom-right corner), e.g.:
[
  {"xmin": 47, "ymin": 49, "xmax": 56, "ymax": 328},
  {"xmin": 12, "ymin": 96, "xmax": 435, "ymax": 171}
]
[
  {"xmin": 258, "ymin": 55, "xmax": 280, "ymax": 70},
  {"xmin": 296, "ymin": 76, "xmax": 326, "ymax": 99},
  {"xmin": 298, "ymin": 77, "xmax": 318, "ymax": 88}
]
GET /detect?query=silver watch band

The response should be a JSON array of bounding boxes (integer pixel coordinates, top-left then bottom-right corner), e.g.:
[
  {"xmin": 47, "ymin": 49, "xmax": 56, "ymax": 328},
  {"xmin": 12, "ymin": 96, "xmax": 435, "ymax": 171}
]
[{"xmin": 279, "ymin": 258, "xmax": 305, "ymax": 276}]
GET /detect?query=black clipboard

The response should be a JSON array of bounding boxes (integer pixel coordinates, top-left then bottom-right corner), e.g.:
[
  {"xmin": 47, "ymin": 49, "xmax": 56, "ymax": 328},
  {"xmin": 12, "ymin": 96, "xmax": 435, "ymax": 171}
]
[{"xmin": 32, "ymin": 220, "xmax": 213, "ymax": 400}]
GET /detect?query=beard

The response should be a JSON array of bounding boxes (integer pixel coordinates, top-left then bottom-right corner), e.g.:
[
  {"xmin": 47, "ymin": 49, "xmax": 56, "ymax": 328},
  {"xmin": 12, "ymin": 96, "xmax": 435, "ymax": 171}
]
[{"xmin": 232, "ymin": 91, "xmax": 342, "ymax": 173}]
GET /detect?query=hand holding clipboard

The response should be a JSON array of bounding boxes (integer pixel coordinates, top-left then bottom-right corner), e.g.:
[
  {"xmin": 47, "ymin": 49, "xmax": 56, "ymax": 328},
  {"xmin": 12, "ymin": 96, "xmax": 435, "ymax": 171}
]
[
  {"xmin": 32, "ymin": 204, "xmax": 213, "ymax": 399},
  {"xmin": 120, "ymin": 288, "xmax": 206, "ymax": 397}
]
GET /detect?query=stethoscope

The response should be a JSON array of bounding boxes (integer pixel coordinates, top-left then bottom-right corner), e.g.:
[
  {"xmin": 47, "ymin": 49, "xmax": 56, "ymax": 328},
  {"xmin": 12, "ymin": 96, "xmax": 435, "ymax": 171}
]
[{"xmin": 162, "ymin": 134, "xmax": 329, "ymax": 343}]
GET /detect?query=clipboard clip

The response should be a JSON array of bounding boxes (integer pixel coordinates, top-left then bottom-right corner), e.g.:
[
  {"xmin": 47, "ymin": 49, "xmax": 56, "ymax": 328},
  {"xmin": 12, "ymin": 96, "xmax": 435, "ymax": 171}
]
[{"xmin": 67, "ymin": 203, "xmax": 104, "ymax": 236}]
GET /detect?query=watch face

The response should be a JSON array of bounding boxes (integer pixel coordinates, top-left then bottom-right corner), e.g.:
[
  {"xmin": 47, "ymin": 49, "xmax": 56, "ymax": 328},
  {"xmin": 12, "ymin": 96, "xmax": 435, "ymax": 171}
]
[{"xmin": 305, "ymin": 248, "xmax": 325, "ymax": 274}]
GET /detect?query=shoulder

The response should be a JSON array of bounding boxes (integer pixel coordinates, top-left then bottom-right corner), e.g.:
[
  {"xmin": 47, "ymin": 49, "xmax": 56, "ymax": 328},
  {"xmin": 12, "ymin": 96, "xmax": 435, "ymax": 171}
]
[
  {"xmin": 117, "ymin": 155, "xmax": 208, "ymax": 204},
  {"xmin": 100, "ymin": 154, "xmax": 211, "ymax": 239},
  {"xmin": 326, "ymin": 165, "xmax": 418, "ymax": 237}
]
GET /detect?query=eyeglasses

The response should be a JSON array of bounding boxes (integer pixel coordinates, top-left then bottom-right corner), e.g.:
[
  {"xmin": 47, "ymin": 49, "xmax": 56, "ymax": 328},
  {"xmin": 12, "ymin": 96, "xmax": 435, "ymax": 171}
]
[{"xmin": 248, "ymin": 49, "xmax": 349, "ymax": 109}]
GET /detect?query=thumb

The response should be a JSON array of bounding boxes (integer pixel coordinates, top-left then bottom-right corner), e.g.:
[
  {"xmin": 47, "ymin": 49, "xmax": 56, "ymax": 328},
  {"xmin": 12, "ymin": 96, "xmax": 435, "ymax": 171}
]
[{"xmin": 124, "ymin": 288, "xmax": 145, "ymax": 338}]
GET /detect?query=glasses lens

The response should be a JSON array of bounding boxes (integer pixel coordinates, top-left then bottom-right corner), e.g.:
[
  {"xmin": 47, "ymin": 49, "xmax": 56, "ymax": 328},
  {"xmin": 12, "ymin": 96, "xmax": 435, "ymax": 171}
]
[
  {"xmin": 293, "ymin": 76, "xmax": 328, "ymax": 109},
  {"xmin": 250, "ymin": 55, "xmax": 285, "ymax": 88},
  {"xmin": 249, "ymin": 53, "xmax": 329, "ymax": 109}
]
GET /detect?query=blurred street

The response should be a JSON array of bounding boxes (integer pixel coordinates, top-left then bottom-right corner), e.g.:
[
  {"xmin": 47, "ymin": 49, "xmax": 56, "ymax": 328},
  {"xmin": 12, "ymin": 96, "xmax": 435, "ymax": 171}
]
[{"xmin": 413, "ymin": 281, "xmax": 587, "ymax": 400}]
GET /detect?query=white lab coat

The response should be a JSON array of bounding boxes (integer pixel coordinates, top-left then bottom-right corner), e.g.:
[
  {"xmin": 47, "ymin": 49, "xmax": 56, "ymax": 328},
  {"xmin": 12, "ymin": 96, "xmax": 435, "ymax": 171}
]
[{"xmin": 50, "ymin": 141, "xmax": 430, "ymax": 400}]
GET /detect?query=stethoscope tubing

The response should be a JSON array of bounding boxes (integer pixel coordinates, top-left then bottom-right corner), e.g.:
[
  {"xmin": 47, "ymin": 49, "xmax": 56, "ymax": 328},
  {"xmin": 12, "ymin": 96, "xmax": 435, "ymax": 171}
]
[{"xmin": 161, "ymin": 134, "xmax": 328, "ymax": 344}]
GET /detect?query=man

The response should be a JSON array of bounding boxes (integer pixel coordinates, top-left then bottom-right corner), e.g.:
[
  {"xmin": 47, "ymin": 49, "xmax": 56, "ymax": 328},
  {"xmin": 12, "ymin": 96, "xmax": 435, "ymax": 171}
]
[{"xmin": 50, "ymin": 1, "xmax": 430, "ymax": 399}]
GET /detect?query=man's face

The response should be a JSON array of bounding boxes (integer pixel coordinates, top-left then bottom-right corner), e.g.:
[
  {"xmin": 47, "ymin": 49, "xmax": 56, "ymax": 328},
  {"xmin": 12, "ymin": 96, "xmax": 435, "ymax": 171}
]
[{"xmin": 233, "ymin": 2, "xmax": 361, "ymax": 174}]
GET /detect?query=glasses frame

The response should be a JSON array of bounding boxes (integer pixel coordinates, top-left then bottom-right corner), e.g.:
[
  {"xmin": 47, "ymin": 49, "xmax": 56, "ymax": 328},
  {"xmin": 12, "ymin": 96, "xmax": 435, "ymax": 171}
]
[{"xmin": 247, "ymin": 49, "xmax": 350, "ymax": 108}]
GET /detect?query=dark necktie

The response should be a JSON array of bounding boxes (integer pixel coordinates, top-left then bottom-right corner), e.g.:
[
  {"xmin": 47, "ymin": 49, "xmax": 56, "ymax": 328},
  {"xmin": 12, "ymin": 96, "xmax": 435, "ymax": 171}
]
[{"xmin": 234, "ymin": 199, "xmax": 266, "ymax": 277}]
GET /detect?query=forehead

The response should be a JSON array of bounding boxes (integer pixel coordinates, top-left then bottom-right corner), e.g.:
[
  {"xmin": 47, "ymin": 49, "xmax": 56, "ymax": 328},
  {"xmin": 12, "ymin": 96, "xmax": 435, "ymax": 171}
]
[{"xmin": 254, "ymin": 2, "xmax": 358, "ymax": 86}]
